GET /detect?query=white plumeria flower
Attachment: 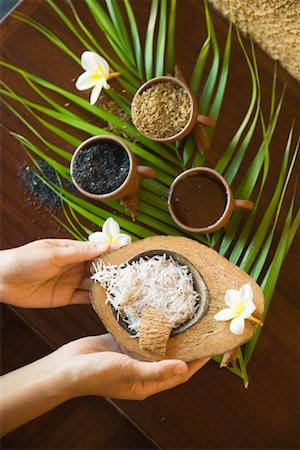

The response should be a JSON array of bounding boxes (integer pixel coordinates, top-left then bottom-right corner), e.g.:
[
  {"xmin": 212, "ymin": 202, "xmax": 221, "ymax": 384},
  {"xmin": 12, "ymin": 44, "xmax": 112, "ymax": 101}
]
[
  {"xmin": 214, "ymin": 283, "xmax": 263, "ymax": 335},
  {"xmin": 75, "ymin": 51, "xmax": 120, "ymax": 105},
  {"xmin": 88, "ymin": 217, "xmax": 131, "ymax": 246}
]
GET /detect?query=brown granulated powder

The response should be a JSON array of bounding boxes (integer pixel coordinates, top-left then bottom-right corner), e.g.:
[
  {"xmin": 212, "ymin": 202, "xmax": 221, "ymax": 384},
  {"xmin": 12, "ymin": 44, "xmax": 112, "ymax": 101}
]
[
  {"xmin": 131, "ymin": 81, "xmax": 191, "ymax": 138},
  {"xmin": 103, "ymin": 100, "xmax": 131, "ymax": 139}
]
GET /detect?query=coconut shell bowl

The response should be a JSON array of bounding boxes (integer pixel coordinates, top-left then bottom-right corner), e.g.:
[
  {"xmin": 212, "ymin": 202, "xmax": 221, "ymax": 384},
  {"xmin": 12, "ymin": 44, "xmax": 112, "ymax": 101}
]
[{"xmin": 90, "ymin": 235, "xmax": 264, "ymax": 362}]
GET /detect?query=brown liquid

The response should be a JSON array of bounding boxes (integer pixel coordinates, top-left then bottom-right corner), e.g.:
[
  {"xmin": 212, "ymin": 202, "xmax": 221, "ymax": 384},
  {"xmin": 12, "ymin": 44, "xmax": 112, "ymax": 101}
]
[{"xmin": 170, "ymin": 173, "xmax": 228, "ymax": 228}]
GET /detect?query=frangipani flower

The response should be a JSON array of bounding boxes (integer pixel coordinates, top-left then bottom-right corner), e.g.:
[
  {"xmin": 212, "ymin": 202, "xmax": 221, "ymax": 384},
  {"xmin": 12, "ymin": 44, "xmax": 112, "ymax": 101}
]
[
  {"xmin": 88, "ymin": 217, "xmax": 131, "ymax": 246},
  {"xmin": 75, "ymin": 51, "xmax": 120, "ymax": 105},
  {"xmin": 214, "ymin": 283, "xmax": 263, "ymax": 335}
]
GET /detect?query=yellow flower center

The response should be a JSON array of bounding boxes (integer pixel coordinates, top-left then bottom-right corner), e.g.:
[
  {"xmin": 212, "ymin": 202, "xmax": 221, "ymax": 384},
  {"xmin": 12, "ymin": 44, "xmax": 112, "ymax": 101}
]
[
  {"xmin": 96, "ymin": 65, "xmax": 107, "ymax": 78},
  {"xmin": 233, "ymin": 300, "xmax": 246, "ymax": 317}
]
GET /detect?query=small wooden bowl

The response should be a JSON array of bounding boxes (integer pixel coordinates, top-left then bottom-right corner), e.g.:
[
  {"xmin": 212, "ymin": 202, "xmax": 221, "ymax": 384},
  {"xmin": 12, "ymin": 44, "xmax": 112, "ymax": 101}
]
[
  {"xmin": 70, "ymin": 134, "xmax": 155, "ymax": 219},
  {"xmin": 131, "ymin": 76, "xmax": 215, "ymax": 143}
]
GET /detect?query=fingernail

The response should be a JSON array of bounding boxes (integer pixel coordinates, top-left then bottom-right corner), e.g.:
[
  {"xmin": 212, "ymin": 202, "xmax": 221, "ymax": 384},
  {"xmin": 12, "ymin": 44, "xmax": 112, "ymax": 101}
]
[
  {"xmin": 95, "ymin": 244, "xmax": 110, "ymax": 250},
  {"xmin": 173, "ymin": 363, "xmax": 188, "ymax": 375},
  {"xmin": 110, "ymin": 243, "xmax": 122, "ymax": 250}
]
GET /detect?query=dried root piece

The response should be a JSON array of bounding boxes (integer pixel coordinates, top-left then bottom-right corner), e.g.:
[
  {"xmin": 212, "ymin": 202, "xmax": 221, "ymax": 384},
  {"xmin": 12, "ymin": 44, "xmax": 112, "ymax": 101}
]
[
  {"xmin": 121, "ymin": 192, "xmax": 139, "ymax": 221},
  {"xmin": 192, "ymin": 122, "xmax": 210, "ymax": 154},
  {"xmin": 139, "ymin": 306, "xmax": 174, "ymax": 356},
  {"xmin": 174, "ymin": 65, "xmax": 188, "ymax": 84},
  {"xmin": 220, "ymin": 347, "xmax": 238, "ymax": 368}
]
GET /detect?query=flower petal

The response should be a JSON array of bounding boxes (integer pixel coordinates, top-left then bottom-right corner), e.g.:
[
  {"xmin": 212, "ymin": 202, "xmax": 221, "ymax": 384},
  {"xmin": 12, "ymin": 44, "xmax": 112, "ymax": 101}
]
[
  {"xmin": 214, "ymin": 308, "xmax": 236, "ymax": 321},
  {"xmin": 112, "ymin": 233, "xmax": 131, "ymax": 246},
  {"xmin": 239, "ymin": 283, "xmax": 253, "ymax": 303},
  {"xmin": 224, "ymin": 289, "xmax": 241, "ymax": 308},
  {"xmin": 102, "ymin": 78, "xmax": 110, "ymax": 90},
  {"xmin": 94, "ymin": 54, "xmax": 110, "ymax": 74},
  {"xmin": 90, "ymin": 81, "xmax": 103, "ymax": 105},
  {"xmin": 81, "ymin": 51, "xmax": 110, "ymax": 74},
  {"xmin": 230, "ymin": 317, "xmax": 245, "ymax": 335},
  {"xmin": 75, "ymin": 71, "xmax": 96, "ymax": 91},
  {"xmin": 88, "ymin": 232, "xmax": 109, "ymax": 243},
  {"xmin": 103, "ymin": 218, "xmax": 120, "ymax": 239},
  {"xmin": 81, "ymin": 51, "xmax": 99, "ymax": 71},
  {"xmin": 240, "ymin": 300, "xmax": 256, "ymax": 319}
]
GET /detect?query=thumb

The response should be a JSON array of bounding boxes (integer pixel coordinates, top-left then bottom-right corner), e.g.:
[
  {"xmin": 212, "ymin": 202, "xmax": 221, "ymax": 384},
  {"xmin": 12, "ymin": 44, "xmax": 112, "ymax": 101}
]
[
  {"xmin": 52, "ymin": 242, "xmax": 110, "ymax": 266},
  {"xmin": 131, "ymin": 359, "xmax": 189, "ymax": 382}
]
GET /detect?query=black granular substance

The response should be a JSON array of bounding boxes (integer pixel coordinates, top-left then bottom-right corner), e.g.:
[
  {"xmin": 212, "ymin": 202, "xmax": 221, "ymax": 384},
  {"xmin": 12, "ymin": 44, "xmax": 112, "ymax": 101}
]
[
  {"xmin": 23, "ymin": 160, "xmax": 60, "ymax": 212},
  {"xmin": 72, "ymin": 141, "xmax": 130, "ymax": 195}
]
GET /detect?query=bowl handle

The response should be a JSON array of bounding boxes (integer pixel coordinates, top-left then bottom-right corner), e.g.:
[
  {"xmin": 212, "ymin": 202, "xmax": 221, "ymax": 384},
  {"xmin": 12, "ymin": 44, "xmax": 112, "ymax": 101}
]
[
  {"xmin": 137, "ymin": 165, "xmax": 156, "ymax": 179},
  {"xmin": 234, "ymin": 199, "xmax": 254, "ymax": 211}
]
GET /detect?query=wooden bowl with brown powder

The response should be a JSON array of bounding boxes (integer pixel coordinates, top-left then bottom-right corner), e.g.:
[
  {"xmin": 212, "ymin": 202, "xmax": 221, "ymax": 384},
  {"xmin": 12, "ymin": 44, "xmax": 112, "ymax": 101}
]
[{"xmin": 131, "ymin": 76, "xmax": 215, "ymax": 143}]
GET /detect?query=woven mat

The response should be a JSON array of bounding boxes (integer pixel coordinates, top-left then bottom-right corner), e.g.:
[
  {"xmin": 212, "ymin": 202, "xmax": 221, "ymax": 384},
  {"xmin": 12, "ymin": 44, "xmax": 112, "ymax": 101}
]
[{"xmin": 209, "ymin": 0, "xmax": 300, "ymax": 81}]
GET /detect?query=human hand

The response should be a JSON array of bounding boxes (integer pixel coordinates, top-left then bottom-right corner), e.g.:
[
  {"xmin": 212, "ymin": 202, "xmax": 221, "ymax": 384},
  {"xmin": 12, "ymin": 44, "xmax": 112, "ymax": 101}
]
[
  {"xmin": 60, "ymin": 334, "xmax": 210, "ymax": 400},
  {"xmin": 1, "ymin": 333, "xmax": 209, "ymax": 435},
  {"xmin": 0, "ymin": 239, "xmax": 110, "ymax": 308}
]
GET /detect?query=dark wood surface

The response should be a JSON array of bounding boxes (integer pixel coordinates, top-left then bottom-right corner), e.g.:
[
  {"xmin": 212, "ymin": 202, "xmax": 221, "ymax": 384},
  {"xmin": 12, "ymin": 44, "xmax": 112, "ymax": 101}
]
[
  {"xmin": 0, "ymin": 304, "xmax": 155, "ymax": 449},
  {"xmin": 1, "ymin": 1, "xmax": 299, "ymax": 449}
]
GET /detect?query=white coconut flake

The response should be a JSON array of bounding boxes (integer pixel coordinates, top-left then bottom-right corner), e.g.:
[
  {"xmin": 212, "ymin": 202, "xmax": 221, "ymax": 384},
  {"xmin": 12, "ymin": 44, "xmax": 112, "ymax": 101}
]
[{"xmin": 92, "ymin": 255, "xmax": 200, "ymax": 334}]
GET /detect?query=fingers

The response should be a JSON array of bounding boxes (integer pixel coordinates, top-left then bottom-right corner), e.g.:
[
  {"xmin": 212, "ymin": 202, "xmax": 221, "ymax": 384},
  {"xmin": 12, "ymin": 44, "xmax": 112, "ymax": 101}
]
[
  {"xmin": 130, "ymin": 357, "xmax": 210, "ymax": 383},
  {"xmin": 92, "ymin": 334, "xmax": 122, "ymax": 352},
  {"xmin": 131, "ymin": 359, "xmax": 189, "ymax": 382},
  {"xmin": 72, "ymin": 334, "xmax": 123, "ymax": 353},
  {"xmin": 132, "ymin": 357, "xmax": 210, "ymax": 399},
  {"xmin": 51, "ymin": 241, "xmax": 110, "ymax": 266},
  {"xmin": 45, "ymin": 239, "xmax": 97, "ymax": 248},
  {"xmin": 186, "ymin": 357, "xmax": 210, "ymax": 375},
  {"xmin": 78, "ymin": 277, "xmax": 91, "ymax": 291},
  {"xmin": 69, "ymin": 290, "xmax": 91, "ymax": 305}
]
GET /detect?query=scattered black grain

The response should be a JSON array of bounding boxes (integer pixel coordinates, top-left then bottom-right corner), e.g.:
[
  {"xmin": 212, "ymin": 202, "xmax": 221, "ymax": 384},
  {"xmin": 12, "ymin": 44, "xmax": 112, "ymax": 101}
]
[
  {"xmin": 22, "ymin": 160, "xmax": 74, "ymax": 213},
  {"xmin": 72, "ymin": 141, "xmax": 130, "ymax": 195}
]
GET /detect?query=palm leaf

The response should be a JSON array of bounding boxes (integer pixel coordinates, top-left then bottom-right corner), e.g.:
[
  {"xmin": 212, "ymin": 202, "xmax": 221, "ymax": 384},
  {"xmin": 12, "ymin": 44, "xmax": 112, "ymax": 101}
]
[
  {"xmin": 214, "ymin": 33, "xmax": 259, "ymax": 177},
  {"xmin": 239, "ymin": 128, "xmax": 297, "ymax": 273},
  {"xmin": 165, "ymin": 0, "xmax": 176, "ymax": 73},
  {"xmin": 155, "ymin": 0, "xmax": 167, "ymax": 77},
  {"xmin": 218, "ymin": 88, "xmax": 285, "ymax": 256},
  {"xmin": 207, "ymin": 22, "xmax": 232, "ymax": 128},
  {"xmin": 85, "ymin": 0, "xmax": 137, "ymax": 73},
  {"xmin": 11, "ymin": 133, "xmax": 70, "ymax": 179},
  {"xmin": 13, "ymin": 6, "xmax": 138, "ymax": 95},
  {"xmin": 105, "ymin": 0, "xmax": 134, "ymax": 62},
  {"xmin": 0, "ymin": 68, "xmax": 178, "ymax": 170},
  {"xmin": 144, "ymin": 0, "xmax": 159, "ymax": 80},
  {"xmin": 12, "ymin": 11, "xmax": 80, "ymax": 65},
  {"xmin": 190, "ymin": 30, "xmax": 211, "ymax": 93},
  {"xmin": 123, "ymin": 0, "xmax": 143, "ymax": 79},
  {"xmin": 198, "ymin": 1, "xmax": 219, "ymax": 115},
  {"xmin": 244, "ymin": 198, "xmax": 300, "ymax": 365}
]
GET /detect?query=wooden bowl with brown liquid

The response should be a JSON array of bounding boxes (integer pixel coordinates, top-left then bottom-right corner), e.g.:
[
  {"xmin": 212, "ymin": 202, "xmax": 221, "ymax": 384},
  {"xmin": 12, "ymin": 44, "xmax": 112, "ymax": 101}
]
[{"xmin": 168, "ymin": 167, "xmax": 254, "ymax": 234}]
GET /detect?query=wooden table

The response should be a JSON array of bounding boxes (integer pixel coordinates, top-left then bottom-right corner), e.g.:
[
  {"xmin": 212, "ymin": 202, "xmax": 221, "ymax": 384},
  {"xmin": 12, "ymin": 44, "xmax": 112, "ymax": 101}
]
[{"xmin": 1, "ymin": 1, "xmax": 299, "ymax": 448}]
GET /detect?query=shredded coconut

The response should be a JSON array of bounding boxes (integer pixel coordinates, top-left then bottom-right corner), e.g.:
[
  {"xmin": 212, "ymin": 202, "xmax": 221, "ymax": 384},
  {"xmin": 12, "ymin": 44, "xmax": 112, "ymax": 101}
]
[{"xmin": 91, "ymin": 255, "xmax": 200, "ymax": 334}]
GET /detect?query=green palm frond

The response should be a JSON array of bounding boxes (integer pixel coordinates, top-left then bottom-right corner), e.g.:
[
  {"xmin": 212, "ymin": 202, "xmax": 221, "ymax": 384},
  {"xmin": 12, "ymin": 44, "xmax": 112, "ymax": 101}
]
[
  {"xmin": 1, "ymin": 0, "xmax": 298, "ymax": 387},
  {"xmin": 198, "ymin": 1, "xmax": 220, "ymax": 116},
  {"xmin": 155, "ymin": 0, "xmax": 167, "ymax": 77}
]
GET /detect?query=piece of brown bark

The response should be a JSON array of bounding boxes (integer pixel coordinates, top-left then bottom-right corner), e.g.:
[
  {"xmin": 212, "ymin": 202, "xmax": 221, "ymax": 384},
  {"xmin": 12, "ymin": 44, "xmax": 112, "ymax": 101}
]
[{"xmin": 139, "ymin": 306, "xmax": 174, "ymax": 356}]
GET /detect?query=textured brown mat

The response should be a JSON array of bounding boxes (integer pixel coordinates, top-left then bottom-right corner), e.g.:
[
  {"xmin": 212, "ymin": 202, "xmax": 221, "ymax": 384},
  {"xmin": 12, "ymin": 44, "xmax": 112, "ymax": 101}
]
[{"xmin": 209, "ymin": 0, "xmax": 300, "ymax": 81}]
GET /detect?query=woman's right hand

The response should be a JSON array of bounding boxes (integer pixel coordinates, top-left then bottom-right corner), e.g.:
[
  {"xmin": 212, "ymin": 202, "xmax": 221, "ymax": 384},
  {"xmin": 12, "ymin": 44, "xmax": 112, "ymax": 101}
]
[
  {"xmin": 1, "ymin": 333, "xmax": 209, "ymax": 436},
  {"xmin": 61, "ymin": 334, "xmax": 210, "ymax": 401}
]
